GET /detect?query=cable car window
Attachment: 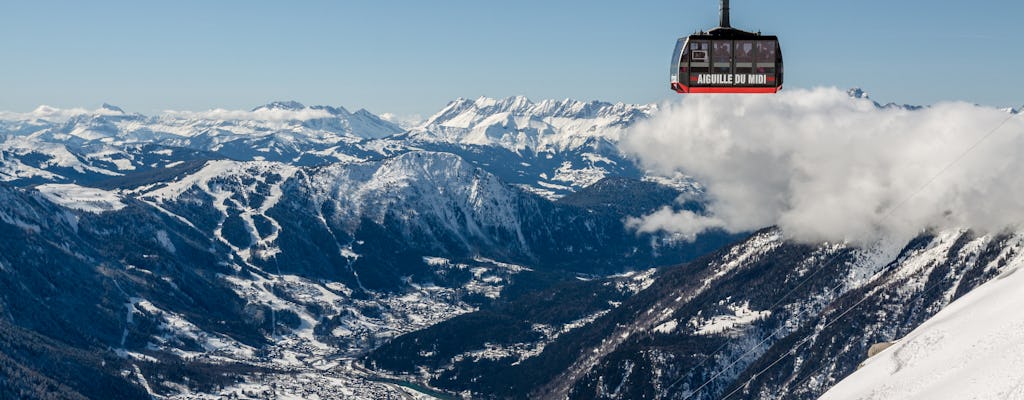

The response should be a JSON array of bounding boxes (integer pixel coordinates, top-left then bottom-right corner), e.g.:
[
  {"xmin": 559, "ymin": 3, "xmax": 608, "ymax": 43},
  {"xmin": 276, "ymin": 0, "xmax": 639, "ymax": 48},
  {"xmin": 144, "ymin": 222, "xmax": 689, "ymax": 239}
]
[
  {"xmin": 735, "ymin": 41, "xmax": 754, "ymax": 62},
  {"xmin": 736, "ymin": 42, "xmax": 753, "ymax": 61},
  {"xmin": 734, "ymin": 41, "xmax": 754, "ymax": 73},
  {"xmin": 679, "ymin": 51, "xmax": 688, "ymax": 76},
  {"xmin": 712, "ymin": 41, "xmax": 731, "ymax": 74},
  {"xmin": 690, "ymin": 41, "xmax": 709, "ymax": 62},
  {"xmin": 756, "ymin": 41, "xmax": 776, "ymax": 62},
  {"xmin": 671, "ymin": 38, "xmax": 687, "ymax": 81},
  {"xmin": 712, "ymin": 41, "xmax": 732, "ymax": 62},
  {"xmin": 689, "ymin": 41, "xmax": 710, "ymax": 73},
  {"xmin": 755, "ymin": 41, "xmax": 777, "ymax": 76}
]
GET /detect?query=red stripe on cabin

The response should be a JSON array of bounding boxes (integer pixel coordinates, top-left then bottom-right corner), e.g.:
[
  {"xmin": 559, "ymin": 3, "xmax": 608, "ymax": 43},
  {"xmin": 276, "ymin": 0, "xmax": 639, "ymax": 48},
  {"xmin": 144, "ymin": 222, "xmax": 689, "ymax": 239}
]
[{"xmin": 674, "ymin": 85, "xmax": 780, "ymax": 94}]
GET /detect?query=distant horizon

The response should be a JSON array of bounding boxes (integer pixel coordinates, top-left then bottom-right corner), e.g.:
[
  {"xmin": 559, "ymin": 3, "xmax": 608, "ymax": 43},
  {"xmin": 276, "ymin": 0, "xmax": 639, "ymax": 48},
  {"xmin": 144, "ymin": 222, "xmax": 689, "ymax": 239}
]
[
  {"xmin": 2, "ymin": 86, "xmax": 1019, "ymax": 120},
  {"xmin": 3, "ymin": 1, "xmax": 1023, "ymax": 118}
]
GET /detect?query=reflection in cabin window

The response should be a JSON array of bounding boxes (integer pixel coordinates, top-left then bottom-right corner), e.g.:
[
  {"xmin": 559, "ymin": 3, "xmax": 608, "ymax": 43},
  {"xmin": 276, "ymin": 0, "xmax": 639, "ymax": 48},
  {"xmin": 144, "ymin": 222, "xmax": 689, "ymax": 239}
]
[
  {"xmin": 712, "ymin": 41, "xmax": 732, "ymax": 74},
  {"xmin": 735, "ymin": 41, "xmax": 754, "ymax": 62},
  {"xmin": 690, "ymin": 41, "xmax": 709, "ymax": 62},
  {"xmin": 755, "ymin": 41, "xmax": 776, "ymax": 76},
  {"xmin": 756, "ymin": 41, "xmax": 776, "ymax": 62},
  {"xmin": 689, "ymin": 41, "xmax": 710, "ymax": 73},
  {"xmin": 713, "ymin": 41, "xmax": 732, "ymax": 62},
  {"xmin": 734, "ymin": 41, "xmax": 754, "ymax": 74}
]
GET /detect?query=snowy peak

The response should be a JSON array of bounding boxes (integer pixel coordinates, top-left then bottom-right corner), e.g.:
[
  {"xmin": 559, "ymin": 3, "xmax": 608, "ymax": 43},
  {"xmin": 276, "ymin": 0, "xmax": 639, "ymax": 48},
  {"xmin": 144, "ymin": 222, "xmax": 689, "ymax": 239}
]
[
  {"xmin": 0, "ymin": 101, "xmax": 404, "ymax": 159},
  {"xmin": 413, "ymin": 95, "xmax": 654, "ymax": 152},
  {"xmin": 846, "ymin": 87, "xmax": 870, "ymax": 100},
  {"xmin": 0, "ymin": 97, "xmax": 647, "ymax": 198},
  {"xmin": 847, "ymin": 87, "xmax": 922, "ymax": 110},
  {"xmin": 100, "ymin": 103, "xmax": 126, "ymax": 114},
  {"xmin": 252, "ymin": 100, "xmax": 307, "ymax": 112},
  {"xmin": 423, "ymin": 96, "xmax": 652, "ymax": 128},
  {"xmin": 245, "ymin": 101, "xmax": 402, "ymax": 139},
  {"xmin": 253, "ymin": 101, "xmax": 378, "ymax": 121},
  {"xmin": 6, "ymin": 104, "xmax": 133, "ymax": 122},
  {"xmin": 338, "ymin": 108, "xmax": 405, "ymax": 139}
]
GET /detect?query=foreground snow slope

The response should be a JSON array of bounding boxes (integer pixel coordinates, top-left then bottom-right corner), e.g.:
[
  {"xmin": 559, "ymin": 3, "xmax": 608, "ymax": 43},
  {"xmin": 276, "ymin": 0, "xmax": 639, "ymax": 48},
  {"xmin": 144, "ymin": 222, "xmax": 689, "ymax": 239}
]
[{"xmin": 821, "ymin": 250, "xmax": 1024, "ymax": 400}]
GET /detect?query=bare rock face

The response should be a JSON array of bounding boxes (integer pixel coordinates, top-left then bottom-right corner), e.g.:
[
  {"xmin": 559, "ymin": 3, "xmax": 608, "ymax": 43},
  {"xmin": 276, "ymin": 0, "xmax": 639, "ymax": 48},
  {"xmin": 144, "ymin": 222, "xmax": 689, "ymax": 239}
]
[{"xmin": 867, "ymin": 341, "xmax": 897, "ymax": 359}]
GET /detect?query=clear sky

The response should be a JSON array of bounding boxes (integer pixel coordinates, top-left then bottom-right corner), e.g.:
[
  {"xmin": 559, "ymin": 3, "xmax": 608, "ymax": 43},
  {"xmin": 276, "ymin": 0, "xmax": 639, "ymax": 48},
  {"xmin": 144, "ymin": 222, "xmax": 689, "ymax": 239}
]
[{"xmin": 1, "ymin": 1, "xmax": 1022, "ymax": 118}]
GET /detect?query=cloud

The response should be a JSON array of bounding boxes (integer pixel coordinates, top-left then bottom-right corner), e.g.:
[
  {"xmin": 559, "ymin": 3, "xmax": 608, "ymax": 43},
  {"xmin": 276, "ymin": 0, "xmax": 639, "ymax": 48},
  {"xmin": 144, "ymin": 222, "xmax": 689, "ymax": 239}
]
[
  {"xmin": 0, "ymin": 105, "xmax": 124, "ymax": 121},
  {"xmin": 379, "ymin": 112, "xmax": 424, "ymax": 129},
  {"xmin": 161, "ymin": 108, "xmax": 333, "ymax": 122},
  {"xmin": 626, "ymin": 207, "xmax": 725, "ymax": 240},
  {"xmin": 0, "ymin": 105, "xmax": 334, "ymax": 123},
  {"xmin": 621, "ymin": 87, "xmax": 1024, "ymax": 244}
]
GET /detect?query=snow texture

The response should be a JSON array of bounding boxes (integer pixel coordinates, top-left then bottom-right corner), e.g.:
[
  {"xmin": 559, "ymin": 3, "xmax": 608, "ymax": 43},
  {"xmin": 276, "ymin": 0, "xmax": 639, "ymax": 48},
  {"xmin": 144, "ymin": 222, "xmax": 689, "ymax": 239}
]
[
  {"xmin": 36, "ymin": 183, "xmax": 126, "ymax": 213},
  {"xmin": 821, "ymin": 237, "xmax": 1024, "ymax": 400}
]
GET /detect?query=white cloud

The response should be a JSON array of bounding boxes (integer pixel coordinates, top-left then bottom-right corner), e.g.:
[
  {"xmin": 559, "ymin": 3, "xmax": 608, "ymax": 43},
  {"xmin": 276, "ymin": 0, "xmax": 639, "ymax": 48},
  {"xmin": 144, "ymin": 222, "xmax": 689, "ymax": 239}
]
[
  {"xmin": 621, "ymin": 87, "xmax": 1024, "ymax": 244},
  {"xmin": 161, "ymin": 108, "xmax": 333, "ymax": 122},
  {"xmin": 626, "ymin": 207, "xmax": 725, "ymax": 240},
  {"xmin": 379, "ymin": 112, "xmax": 424, "ymax": 129},
  {"xmin": 0, "ymin": 105, "xmax": 124, "ymax": 121},
  {"xmin": 0, "ymin": 105, "xmax": 334, "ymax": 124}
]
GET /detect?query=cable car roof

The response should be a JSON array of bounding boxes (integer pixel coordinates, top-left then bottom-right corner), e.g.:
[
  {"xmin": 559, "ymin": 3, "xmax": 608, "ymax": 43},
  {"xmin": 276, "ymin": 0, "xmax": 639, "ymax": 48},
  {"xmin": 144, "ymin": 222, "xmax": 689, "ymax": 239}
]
[{"xmin": 688, "ymin": 27, "xmax": 776, "ymax": 40}]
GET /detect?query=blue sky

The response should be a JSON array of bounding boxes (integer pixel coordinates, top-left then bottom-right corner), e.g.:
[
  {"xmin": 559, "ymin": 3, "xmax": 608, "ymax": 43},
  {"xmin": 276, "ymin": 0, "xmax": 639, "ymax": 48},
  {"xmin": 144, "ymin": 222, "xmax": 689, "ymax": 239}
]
[{"xmin": 1, "ymin": 1, "xmax": 1022, "ymax": 117}]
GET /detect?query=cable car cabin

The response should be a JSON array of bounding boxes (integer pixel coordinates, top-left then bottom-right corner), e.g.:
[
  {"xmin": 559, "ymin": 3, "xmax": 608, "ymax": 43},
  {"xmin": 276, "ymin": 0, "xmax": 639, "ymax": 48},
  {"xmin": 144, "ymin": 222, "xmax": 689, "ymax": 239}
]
[{"xmin": 670, "ymin": 29, "xmax": 783, "ymax": 94}]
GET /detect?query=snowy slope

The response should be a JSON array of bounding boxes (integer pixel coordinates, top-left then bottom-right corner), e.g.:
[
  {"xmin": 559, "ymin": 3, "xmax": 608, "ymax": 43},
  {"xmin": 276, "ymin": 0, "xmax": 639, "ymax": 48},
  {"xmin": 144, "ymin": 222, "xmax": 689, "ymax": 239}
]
[
  {"xmin": 36, "ymin": 183, "xmax": 126, "ymax": 213},
  {"xmin": 821, "ymin": 238, "xmax": 1024, "ymax": 400},
  {"xmin": 301, "ymin": 151, "xmax": 528, "ymax": 251}
]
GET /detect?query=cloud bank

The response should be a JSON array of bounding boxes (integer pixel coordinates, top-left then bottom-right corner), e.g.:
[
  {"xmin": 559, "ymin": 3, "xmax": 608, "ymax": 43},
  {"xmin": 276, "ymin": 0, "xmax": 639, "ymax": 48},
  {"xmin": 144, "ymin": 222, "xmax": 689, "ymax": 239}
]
[
  {"xmin": 0, "ymin": 105, "xmax": 126, "ymax": 121},
  {"xmin": 0, "ymin": 105, "xmax": 335, "ymax": 123},
  {"xmin": 621, "ymin": 87, "xmax": 1024, "ymax": 244},
  {"xmin": 161, "ymin": 108, "xmax": 333, "ymax": 122}
]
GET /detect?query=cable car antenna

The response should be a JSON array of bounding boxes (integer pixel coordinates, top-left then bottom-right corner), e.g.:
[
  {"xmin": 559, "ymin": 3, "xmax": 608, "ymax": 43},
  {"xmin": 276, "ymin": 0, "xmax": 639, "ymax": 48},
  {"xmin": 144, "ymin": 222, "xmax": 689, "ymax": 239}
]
[{"xmin": 720, "ymin": 0, "xmax": 730, "ymax": 28}]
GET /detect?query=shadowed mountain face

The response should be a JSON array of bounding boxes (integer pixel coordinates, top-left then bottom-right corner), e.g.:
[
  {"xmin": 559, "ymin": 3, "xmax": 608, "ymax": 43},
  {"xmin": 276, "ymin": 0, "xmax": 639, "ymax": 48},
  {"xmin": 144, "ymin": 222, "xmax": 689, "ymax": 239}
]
[
  {"xmin": 370, "ymin": 228, "xmax": 1018, "ymax": 399},
  {"xmin": 0, "ymin": 98, "xmax": 737, "ymax": 398},
  {"xmin": 0, "ymin": 153, "xmax": 738, "ymax": 398}
]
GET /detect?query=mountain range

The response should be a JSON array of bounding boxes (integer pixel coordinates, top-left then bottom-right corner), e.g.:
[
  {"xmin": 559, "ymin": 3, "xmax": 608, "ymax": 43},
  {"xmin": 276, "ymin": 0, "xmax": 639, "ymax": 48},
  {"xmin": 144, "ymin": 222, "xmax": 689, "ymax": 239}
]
[{"xmin": 0, "ymin": 92, "xmax": 1018, "ymax": 399}]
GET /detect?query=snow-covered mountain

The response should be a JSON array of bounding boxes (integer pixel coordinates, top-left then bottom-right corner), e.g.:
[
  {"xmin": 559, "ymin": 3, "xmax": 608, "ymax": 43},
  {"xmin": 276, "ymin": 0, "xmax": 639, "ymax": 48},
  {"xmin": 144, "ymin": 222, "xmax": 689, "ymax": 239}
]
[
  {"xmin": 0, "ymin": 97, "xmax": 714, "ymax": 399},
  {"xmin": 401, "ymin": 96, "xmax": 664, "ymax": 198},
  {"xmin": 844, "ymin": 87, "xmax": 923, "ymax": 110},
  {"xmin": 820, "ymin": 241, "xmax": 1024, "ymax": 400},
  {"xmin": 0, "ymin": 101, "xmax": 401, "ymax": 183},
  {"xmin": 371, "ymin": 228, "xmax": 1023, "ymax": 400},
  {"xmin": 0, "ymin": 97, "xmax": 679, "ymax": 198},
  {"xmin": 2, "ymin": 100, "xmax": 402, "ymax": 143},
  {"xmin": 1, "ymin": 92, "xmax": 1013, "ymax": 399},
  {"xmin": 410, "ymin": 96, "xmax": 653, "ymax": 152}
]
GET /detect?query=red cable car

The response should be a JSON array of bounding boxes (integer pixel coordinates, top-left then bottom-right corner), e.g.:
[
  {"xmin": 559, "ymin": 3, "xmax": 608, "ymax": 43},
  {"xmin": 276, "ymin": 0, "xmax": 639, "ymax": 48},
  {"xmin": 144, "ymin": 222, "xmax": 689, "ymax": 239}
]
[{"xmin": 670, "ymin": 0, "xmax": 783, "ymax": 94}]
